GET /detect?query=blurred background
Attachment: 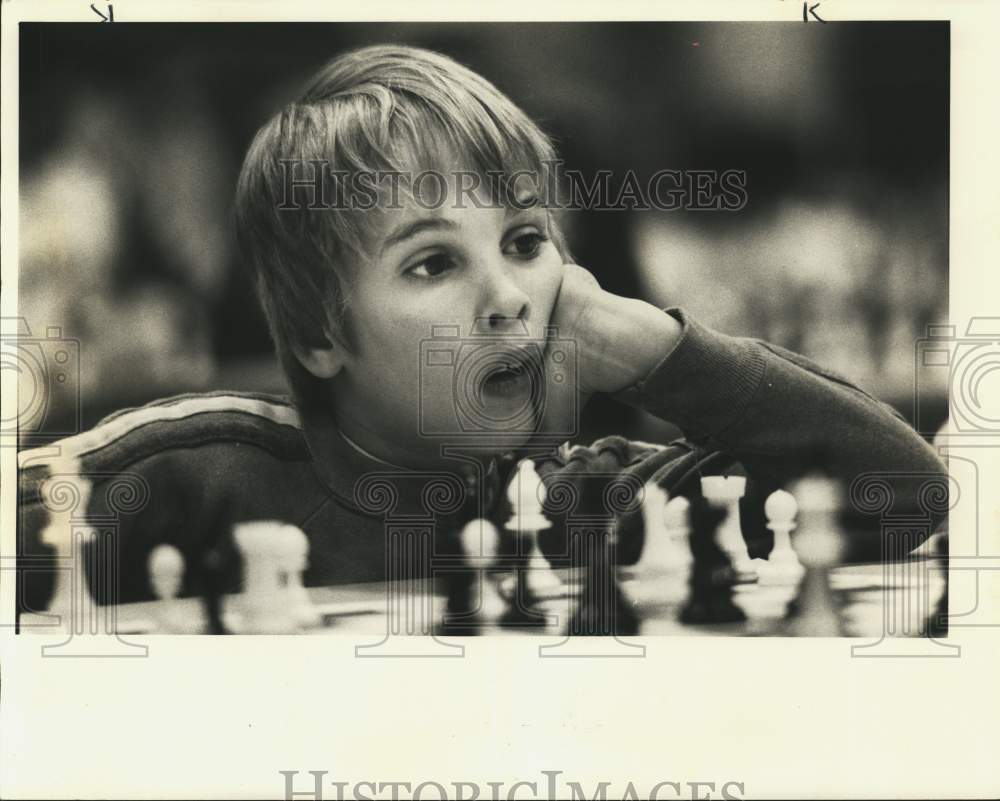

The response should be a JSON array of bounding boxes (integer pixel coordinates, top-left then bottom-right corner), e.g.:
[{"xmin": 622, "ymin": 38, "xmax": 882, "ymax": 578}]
[{"xmin": 18, "ymin": 22, "xmax": 949, "ymax": 446}]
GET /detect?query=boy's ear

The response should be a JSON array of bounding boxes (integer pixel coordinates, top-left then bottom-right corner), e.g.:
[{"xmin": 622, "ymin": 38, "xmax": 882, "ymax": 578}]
[{"xmin": 292, "ymin": 338, "xmax": 346, "ymax": 379}]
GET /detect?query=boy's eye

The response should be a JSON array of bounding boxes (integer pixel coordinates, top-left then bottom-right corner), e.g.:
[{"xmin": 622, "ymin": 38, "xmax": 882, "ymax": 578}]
[
  {"xmin": 504, "ymin": 230, "xmax": 549, "ymax": 259},
  {"xmin": 406, "ymin": 253, "xmax": 456, "ymax": 280}
]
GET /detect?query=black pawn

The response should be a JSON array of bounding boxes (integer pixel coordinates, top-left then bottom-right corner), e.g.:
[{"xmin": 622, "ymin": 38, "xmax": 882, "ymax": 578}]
[
  {"xmin": 198, "ymin": 504, "xmax": 240, "ymax": 635},
  {"xmin": 201, "ymin": 545, "xmax": 233, "ymax": 634}
]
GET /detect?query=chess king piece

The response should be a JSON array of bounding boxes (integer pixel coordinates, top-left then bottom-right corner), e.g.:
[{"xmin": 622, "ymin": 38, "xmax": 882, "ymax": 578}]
[
  {"xmin": 232, "ymin": 521, "xmax": 301, "ymax": 634},
  {"xmin": 501, "ymin": 460, "xmax": 558, "ymax": 627},
  {"xmin": 700, "ymin": 475, "xmax": 757, "ymax": 583}
]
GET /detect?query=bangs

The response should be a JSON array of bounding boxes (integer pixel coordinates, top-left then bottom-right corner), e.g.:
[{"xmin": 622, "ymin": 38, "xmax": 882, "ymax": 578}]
[{"xmin": 296, "ymin": 45, "xmax": 561, "ymax": 259}]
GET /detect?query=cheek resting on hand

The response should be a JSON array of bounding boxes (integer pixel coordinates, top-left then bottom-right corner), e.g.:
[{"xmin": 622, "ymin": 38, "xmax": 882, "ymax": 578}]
[{"xmin": 550, "ymin": 262, "xmax": 683, "ymax": 396}]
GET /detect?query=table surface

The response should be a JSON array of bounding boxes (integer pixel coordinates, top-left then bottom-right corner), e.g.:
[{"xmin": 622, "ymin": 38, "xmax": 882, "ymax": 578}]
[{"xmin": 20, "ymin": 551, "xmax": 944, "ymax": 639}]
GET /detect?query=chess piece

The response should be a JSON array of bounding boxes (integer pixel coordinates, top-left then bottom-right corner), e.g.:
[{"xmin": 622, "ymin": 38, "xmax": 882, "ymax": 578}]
[
  {"xmin": 279, "ymin": 524, "xmax": 320, "ymax": 629},
  {"xmin": 663, "ymin": 495, "xmax": 693, "ymax": 565},
  {"xmin": 568, "ymin": 525, "xmax": 640, "ymax": 636},
  {"xmin": 232, "ymin": 521, "xmax": 300, "ymax": 634},
  {"xmin": 40, "ymin": 459, "xmax": 94, "ymax": 631},
  {"xmin": 500, "ymin": 460, "xmax": 556, "ymax": 627},
  {"xmin": 636, "ymin": 484, "xmax": 691, "ymax": 604},
  {"xmin": 758, "ymin": 489, "xmax": 806, "ymax": 586},
  {"xmin": 700, "ymin": 475, "xmax": 757, "ymax": 582},
  {"xmin": 734, "ymin": 489, "xmax": 807, "ymax": 631},
  {"xmin": 680, "ymin": 494, "xmax": 746, "ymax": 625},
  {"xmin": 438, "ymin": 518, "xmax": 503, "ymax": 636},
  {"xmin": 148, "ymin": 544, "xmax": 194, "ymax": 633},
  {"xmin": 506, "ymin": 458, "xmax": 563, "ymax": 596},
  {"xmin": 786, "ymin": 477, "xmax": 845, "ymax": 636}
]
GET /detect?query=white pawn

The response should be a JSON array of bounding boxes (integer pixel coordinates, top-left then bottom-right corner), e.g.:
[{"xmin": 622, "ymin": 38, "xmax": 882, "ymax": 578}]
[
  {"xmin": 148, "ymin": 544, "xmax": 195, "ymax": 633},
  {"xmin": 506, "ymin": 459, "xmax": 563, "ymax": 595},
  {"xmin": 700, "ymin": 475, "xmax": 757, "ymax": 581},
  {"xmin": 786, "ymin": 476, "xmax": 844, "ymax": 636},
  {"xmin": 638, "ymin": 482, "xmax": 691, "ymax": 576},
  {"xmin": 279, "ymin": 524, "xmax": 320, "ymax": 628},
  {"xmin": 233, "ymin": 521, "xmax": 300, "ymax": 634},
  {"xmin": 757, "ymin": 489, "xmax": 805, "ymax": 586},
  {"xmin": 459, "ymin": 518, "xmax": 505, "ymax": 619},
  {"xmin": 640, "ymin": 488, "xmax": 692, "ymax": 604},
  {"xmin": 790, "ymin": 477, "xmax": 845, "ymax": 568}
]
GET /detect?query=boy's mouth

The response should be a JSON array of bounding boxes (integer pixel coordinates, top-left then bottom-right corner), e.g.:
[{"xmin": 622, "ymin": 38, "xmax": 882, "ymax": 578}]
[
  {"xmin": 480, "ymin": 360, "xmax": 531, "ymax": 399},
  {"xmin": 475, "ymin": 346, "xmax": 541, "ymax": 406}
]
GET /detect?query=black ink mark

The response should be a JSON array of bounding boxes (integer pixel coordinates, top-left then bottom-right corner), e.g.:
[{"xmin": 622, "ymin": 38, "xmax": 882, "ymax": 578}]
[
  {"xmin": 90, "ymin": 3, "xmax": 114, "ymax": 22},
  {"xmin": 802, "ymin": 2, "xmax": 826, "ymax": 22}
]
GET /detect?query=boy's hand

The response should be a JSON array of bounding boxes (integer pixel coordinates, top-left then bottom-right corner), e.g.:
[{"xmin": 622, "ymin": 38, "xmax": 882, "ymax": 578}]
[{"xmin": 537, "ymin": 263, "xmax": 683, "ymax": 437}]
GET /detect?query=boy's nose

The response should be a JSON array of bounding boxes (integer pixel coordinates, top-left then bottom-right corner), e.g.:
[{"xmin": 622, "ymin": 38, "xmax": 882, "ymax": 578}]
[
  {"xmin": 487, "ymin": 308, "xmax": 528, "ymax": 331},
  {"xmin": 481, "ymin": 267, "xmax": 531, "ymax": 332}
]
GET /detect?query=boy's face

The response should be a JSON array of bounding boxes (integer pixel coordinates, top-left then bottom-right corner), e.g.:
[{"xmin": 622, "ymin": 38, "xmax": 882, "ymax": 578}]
[{"xmin": 323, "ymin": 173, "xmax": 566, "ymax": 466}]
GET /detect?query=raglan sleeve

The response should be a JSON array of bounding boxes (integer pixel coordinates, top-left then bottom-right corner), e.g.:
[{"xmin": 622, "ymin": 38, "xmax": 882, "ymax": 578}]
[{"xmin": 613, "ymin": 307, "xmax": 949, "ymax": 559}]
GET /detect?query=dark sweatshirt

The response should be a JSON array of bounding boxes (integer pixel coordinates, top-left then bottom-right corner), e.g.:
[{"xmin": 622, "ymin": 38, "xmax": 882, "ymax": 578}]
[{"xmin": 16, "ymin": 308, "xmax": 948, "ymax": 610}]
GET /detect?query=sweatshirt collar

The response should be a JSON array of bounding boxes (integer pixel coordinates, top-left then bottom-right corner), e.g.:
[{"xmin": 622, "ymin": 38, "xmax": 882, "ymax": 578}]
[{"xmin": 298, "ymin": 401, "xmax": 520, "ymax": 523}]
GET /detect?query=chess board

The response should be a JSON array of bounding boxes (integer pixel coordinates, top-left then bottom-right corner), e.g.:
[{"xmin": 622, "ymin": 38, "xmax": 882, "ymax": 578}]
[{"xmin": 31, "ymin": 552, "xmax": 942, "ymax": 639}]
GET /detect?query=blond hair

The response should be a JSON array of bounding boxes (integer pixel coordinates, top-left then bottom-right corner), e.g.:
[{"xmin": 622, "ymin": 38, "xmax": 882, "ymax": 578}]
[{"xmin": 233, "ymin": 44, "xmax": 570, "ymax": 407}]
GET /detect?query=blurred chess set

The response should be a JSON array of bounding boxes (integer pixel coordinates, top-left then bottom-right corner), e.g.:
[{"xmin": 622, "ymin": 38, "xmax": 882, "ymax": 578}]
[{"xmin": 18, "ymin": 458, "xmax": 946, "ymax": 640}]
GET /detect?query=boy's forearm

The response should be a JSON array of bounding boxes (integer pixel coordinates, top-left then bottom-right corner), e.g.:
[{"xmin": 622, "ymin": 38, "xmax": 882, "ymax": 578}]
[{"xmin": 614, "ymin": 308, "xmax": 948, "ymax": 556}]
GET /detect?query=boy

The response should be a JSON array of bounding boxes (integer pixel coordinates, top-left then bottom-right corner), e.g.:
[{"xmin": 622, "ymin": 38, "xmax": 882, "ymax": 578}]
[{"xmin": 17, "ymin": 44, "xmax": 946, "ymax": 614}]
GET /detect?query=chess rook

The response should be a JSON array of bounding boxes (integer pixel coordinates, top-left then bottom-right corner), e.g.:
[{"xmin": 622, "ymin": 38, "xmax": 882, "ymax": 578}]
[
  {"xmin": 700, "ymin": 475, "xmax": 757, "ymax": 582},
  {"xmin": 680, "ymin": 493, "xmax": 746, "ymax": 625}
]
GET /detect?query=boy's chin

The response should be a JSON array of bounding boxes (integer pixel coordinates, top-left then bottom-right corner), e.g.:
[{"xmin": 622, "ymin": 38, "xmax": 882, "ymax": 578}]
[
  {"xmin": 450, "ymin": 429, "xmax": 535, "ymax": 453},
  {"xmin": 416, "ymin": 426, "xmax": 542, "ymax": 457}
]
